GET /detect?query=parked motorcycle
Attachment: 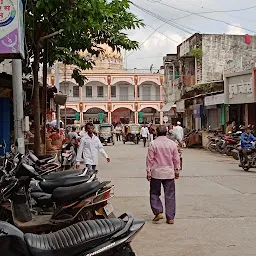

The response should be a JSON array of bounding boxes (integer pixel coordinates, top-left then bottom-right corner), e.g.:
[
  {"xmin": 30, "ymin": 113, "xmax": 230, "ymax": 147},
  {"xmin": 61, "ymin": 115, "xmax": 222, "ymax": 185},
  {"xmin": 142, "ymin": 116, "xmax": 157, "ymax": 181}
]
[
  {"xmin": 215, "ymin": 135, "xmax": 226, "ymax": 154},
  {"xmin": 29, "ymin": 167, "xmax": 97, "ymax": 210},
  {"xmin": 0, "ymin": 162, "xmax": 115, "ymax": 233},
  {"xmin": 0, "ymin": 213, "xmax": 144, "ymax": 256},
  {"xmin": 207, "ymin": 136, "xmax": 219, "ymax": 153},
  {"xmin": 223, "ymin": 133, "xmax": 241, "ymax": 156},
  {"xmin": 26, "ymin": 152, "xmax": 61, "ymax": 175},
  {"xmin": 60, "ymin": 142, "xmax": 77, "ymax": 170}
]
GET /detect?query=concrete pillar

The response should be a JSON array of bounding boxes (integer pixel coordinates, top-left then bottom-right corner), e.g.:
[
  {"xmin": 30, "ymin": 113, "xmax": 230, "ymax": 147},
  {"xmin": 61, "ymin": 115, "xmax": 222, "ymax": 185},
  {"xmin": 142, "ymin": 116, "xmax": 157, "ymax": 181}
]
[
  {"xmin": 12, "ymin": 59, "xmax": 25, "ymax": 154},
  {"xmin": 134, "ymin": 84, "xmax": 138, "ymax": 100},
  {"xmin": 160, "ymin": 112, "xmax": 164, "ymax": 125},
  {"xmin": 135, "ymin": 111, "xmax": 138, "ymax": 124},
  {"xmin": 108, "ymin": 85, "xmax": 111, "ymax": 101},
  {"xmin": 108, "ymin": 111, "xmax": 112, "ymax": 123},
  {"xmin": 245, "ymin": 103, "xmax": 249, "ymax": 126},
  {"xmin": 80, "ymin": 112, "xmax": 84, "ymax": 125}
]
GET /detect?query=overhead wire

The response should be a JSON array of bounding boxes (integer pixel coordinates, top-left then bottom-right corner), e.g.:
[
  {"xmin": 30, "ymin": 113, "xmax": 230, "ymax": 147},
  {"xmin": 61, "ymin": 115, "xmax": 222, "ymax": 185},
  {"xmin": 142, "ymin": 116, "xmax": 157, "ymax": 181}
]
[
  {"xmin": 146, "ymin": 0, "xmax": 256, "ymax": 13},
  {"xmin": 125, "ymin": 3, "xmax": 191, "ymax": 60},
  {"xmin": 125, "ymin": 22, "xmax": 171, "ymax": 59},
  {"xmin": 143, "ymin": 0, "xmax": 256, "ymax": 24},
  {"xmin": 145, "ymin": 23, "xmax": 181, "ymax": 44},
  {"xmin": 132, "ymin": 2, "xmax": 197, "ymax": 34},
  {"xmin": 126, "ymin": 2, "xmax": 197, "ymax": 63},
  {"xmin": 127, "ymin": 1, "xmax": 256, "ymax": 68},
  {"xmin": 142, "ymin": 0, "xmax": 256, "ymax": 34}
]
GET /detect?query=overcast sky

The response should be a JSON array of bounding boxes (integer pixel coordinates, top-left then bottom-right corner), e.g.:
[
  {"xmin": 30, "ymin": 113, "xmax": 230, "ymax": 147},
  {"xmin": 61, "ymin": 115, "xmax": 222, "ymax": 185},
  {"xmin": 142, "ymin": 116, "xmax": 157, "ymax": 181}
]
[{"xmin": 124, "ymin": 0, "xmax": 256, "ymax": 70}]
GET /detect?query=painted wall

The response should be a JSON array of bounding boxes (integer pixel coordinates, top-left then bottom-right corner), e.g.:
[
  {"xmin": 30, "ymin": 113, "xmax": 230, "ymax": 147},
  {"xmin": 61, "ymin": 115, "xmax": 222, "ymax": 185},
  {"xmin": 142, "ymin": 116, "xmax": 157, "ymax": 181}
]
[{"xmin": 202, "ymin": 34, "xmax": 256, "ymax": 83}]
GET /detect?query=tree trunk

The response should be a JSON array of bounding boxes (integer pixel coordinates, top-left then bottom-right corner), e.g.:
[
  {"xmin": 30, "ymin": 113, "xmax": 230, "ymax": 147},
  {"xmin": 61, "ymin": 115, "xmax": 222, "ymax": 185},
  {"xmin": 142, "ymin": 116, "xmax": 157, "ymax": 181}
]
[
  {"xmin": 42, "ymin": 41, "xmax": 48, "ymax": 154},
  {"xmin": 32, "ymin": 43, "xmax": 42, "ymax": 156}
]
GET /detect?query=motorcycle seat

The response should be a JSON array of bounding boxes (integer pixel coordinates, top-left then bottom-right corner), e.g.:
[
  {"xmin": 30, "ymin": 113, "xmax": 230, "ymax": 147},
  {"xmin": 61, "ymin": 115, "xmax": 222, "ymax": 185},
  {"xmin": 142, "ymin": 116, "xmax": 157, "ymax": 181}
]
[
  {"xmin": 29, "ymin": 152, "xmax": 54, "ymax": 166},
  {"xmin": 39, "ymin": 176, "xmax": 90, "ymax": 194},
  {"xmin": 41, "ymin": 169, "xmax": 85, "ymax": 180},
  {"xmin": 31, "ymin": 192, "xmax": 52, "ymax": 201},
  {"xmin": 24, "ymin": 218, "xmax": 125, "ymax": 256},
  {"xmin": 51, "ymin": 180, "xmax": 101, "ymax": 203},
  {"xmin": 30, "ymin": 192, "xmax": 53, "ymax": 207}
]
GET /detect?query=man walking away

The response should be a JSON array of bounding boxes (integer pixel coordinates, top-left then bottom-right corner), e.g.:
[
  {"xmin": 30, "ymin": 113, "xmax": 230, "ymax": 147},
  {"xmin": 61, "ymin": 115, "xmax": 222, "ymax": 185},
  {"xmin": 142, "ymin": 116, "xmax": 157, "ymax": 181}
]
[
  {"xmin": 76, "ymin": 123, "xmax": 110, "ymax": 170},
  {"xmin": 173, "ymin": 121, "xmax": 184, "ymax": 142},
  {"xmin": 146, "ymin": 125, "xmax": 180, "ymax": 224},
  {"xmin": 115, "ymin": 125, "xmax": 122, "ymax": 142},
  {"xmin": 148, "ymin": 124, "xmax": 154, "ymax": 143},
  {"xmin": 141, "ymin": 124, "xmax": 149, "ymax": 147}
]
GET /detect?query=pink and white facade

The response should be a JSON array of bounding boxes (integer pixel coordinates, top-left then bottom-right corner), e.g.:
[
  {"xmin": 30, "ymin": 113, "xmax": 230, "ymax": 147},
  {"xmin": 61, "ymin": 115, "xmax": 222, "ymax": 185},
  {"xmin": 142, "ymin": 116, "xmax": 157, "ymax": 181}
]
[{"xmin": 57, "ymin": 64, "xmax": 164, "ymax": 124}]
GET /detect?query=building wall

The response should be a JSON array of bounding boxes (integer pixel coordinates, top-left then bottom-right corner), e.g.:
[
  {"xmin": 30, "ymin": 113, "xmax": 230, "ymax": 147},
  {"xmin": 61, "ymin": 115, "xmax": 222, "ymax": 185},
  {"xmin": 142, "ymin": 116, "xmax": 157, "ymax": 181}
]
[
  {"xmin": 202, "ymin": 34, "xmax": 256, "ymax": 83},
  {"xmin": 0, "ymin": 60, "xmax": 12, "ymax": 74}
]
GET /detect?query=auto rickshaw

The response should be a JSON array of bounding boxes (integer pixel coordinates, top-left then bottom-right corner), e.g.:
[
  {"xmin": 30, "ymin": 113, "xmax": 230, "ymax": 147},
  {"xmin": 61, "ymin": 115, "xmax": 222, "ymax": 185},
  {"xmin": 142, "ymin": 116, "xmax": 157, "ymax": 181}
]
[
  {"xmin": 98, "ymin": 123, "xmax": 115, "ymax": 146},
  {"xmin": 123, "ymin": 124, "xmax": 141, "ymax": 144}
]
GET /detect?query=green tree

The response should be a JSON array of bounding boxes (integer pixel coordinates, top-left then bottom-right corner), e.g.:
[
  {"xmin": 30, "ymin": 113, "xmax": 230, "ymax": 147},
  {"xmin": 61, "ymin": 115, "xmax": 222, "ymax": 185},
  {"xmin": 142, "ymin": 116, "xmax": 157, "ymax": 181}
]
[{"xmin": 25, "ymin": 0, "xmax": 143, "ymax": 155}]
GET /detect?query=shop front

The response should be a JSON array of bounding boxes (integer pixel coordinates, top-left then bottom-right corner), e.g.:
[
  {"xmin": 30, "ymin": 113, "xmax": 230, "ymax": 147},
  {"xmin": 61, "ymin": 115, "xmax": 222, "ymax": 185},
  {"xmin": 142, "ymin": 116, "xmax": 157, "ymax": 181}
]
[
  {"xmin": 224, "ymin": 69, "xmax": 256, "ymax": 127},
  {"xmin": 204, "ymin": 93, "xmax": 225, "ymax": 130},
  {"xmin": 193, "ymin": 104, "xmax": 204, "ymax": 130},
  {"xmin": 176, "ymin": 100, "xmax": 185, "ymax": 125}
]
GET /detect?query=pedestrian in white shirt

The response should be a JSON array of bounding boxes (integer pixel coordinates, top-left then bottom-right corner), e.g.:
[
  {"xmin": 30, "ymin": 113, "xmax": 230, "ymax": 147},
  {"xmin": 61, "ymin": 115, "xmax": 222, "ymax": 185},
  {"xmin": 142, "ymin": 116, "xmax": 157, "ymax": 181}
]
[
  {"xmin": 141, "ymin": 124, "xmax": 150, "ymax": 147},
  {"xmin": 79, "ymin": 126, "xmax": 87, "ymax": 138},
  {"xmin": 68, "ymin": 127, "xmax": 79, "ymax": 140},
  {"xmin": 173, "ymin": 121, "xmax": 184, "ymax": 142},
  {"xmin": 76, "ymin": 123, "xmax": 110, "ymax": 170}
]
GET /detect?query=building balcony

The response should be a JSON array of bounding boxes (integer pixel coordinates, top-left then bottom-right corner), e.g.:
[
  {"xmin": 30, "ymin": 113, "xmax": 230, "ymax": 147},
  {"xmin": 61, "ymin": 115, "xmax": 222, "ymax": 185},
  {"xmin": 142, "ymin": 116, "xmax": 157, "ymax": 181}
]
[
  {"xmin": 66, "ymin": 95, "xmax": 80, "ymax": 102},
  {"xmin": 181, "ymin": 75, "xmax": 196, "ymax": 87},
  {"xmin": 75, "ymin": 95, "xmax": 161, "ymax": 102},
  {"xmin": 82, "ymin": 96, "xmax": 108, "ymax": 101}
]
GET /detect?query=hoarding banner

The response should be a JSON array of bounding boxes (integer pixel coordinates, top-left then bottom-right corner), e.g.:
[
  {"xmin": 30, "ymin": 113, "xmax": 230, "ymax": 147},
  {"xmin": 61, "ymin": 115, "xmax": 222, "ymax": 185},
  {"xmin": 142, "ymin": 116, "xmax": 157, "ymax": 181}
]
[{"xmin": 0, "ymin": 0, "xmax": 24, "ymax": 58}]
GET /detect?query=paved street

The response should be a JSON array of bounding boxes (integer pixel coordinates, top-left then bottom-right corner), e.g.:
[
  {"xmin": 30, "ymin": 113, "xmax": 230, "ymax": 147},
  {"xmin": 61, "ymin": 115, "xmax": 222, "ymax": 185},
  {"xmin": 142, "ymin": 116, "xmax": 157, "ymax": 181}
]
[{"xmin": 98, "ymin": 141, "xmax": 256, "ymax": 256}]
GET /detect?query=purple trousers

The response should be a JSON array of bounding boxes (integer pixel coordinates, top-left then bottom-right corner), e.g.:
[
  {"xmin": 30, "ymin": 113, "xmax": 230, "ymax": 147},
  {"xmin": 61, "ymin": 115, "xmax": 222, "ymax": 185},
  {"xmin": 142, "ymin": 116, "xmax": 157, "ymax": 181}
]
[{"xmin": 150, "ymin": 178, "xmax": 176, "ymax": 221}]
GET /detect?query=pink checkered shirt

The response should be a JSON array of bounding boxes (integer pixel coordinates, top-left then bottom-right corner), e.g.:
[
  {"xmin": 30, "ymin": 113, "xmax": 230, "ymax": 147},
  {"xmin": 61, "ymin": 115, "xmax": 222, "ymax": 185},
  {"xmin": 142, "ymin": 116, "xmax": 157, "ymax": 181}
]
[{"xmin": 146, "ymin": 136, "xmax": 180, "ymax": 179}]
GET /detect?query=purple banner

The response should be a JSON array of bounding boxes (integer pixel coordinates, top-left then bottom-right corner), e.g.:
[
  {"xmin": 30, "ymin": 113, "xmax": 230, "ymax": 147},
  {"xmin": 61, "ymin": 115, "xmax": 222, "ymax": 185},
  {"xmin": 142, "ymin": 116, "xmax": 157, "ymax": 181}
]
[{"xmin": 0, "ymin": 28, "xmax": 18, "ymax": 54}]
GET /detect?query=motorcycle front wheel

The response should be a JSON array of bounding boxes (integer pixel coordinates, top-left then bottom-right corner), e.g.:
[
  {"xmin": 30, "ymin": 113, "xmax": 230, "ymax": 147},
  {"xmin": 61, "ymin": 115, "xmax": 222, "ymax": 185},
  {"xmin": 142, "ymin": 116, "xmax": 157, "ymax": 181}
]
[
  {"xmin": 225, "ymin": 147, "xmax": 233, "ymax": 156},
  {"xmin": 208, "ymin": 143, "xmax": 216, "ymax": 153},
  {"xmin": 0, "ymin": 207, "xmax": 13, "ymax": 223},
  {"xmin": 113, "ymin": 245, "xmax": 136, "ymax": 256},
  {"xmin": 243, "ymin": 166, "xmax": 250, "ymax": 172}
]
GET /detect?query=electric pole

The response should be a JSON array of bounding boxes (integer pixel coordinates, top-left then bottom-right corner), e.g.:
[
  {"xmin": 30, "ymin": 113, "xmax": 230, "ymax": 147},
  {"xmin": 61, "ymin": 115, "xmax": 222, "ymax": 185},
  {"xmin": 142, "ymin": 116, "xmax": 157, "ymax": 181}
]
[{"xmin": 12, "ymin": 59, "xmax": 25, "ymax": 154}]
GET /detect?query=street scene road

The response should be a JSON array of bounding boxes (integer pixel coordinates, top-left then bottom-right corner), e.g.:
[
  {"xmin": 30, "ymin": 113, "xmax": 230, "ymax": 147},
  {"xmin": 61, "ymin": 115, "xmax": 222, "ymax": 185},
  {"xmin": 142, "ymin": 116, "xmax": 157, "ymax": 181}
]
[{"xmin": 98, "ymin": 141, "xmax": 256, "ymax": 256}]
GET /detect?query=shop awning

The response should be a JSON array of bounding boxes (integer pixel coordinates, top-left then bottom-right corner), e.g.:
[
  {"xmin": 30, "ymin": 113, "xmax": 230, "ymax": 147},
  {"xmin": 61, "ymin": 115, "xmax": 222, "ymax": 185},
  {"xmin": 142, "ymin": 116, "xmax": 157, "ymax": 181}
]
[{"xmin": 161, "ymin": 102, "xmax": 176, "ymax": 112}]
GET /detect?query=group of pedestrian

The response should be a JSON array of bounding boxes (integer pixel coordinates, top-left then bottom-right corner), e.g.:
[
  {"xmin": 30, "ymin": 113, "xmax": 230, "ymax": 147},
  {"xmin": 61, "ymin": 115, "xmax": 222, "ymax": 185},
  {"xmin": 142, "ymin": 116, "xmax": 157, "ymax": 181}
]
[
  {"xmin": 67, "ymin": 121, "xmax": 182, "ymax": 226},
  {"xmin": 140, "ymin": 123, "xmax": 156, "ymax": 147}
]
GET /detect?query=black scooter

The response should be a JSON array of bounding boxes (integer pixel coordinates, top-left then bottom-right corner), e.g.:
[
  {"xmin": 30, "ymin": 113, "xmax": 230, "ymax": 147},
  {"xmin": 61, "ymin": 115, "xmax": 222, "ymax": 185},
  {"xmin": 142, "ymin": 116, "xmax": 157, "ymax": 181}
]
[
  {"xmin": 0, "ymin": 163, "xmax": 115, "ymax": 233},
  {"xmin": 0, "ymin": 213, "xmax": 144, "ymax": 256}
]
